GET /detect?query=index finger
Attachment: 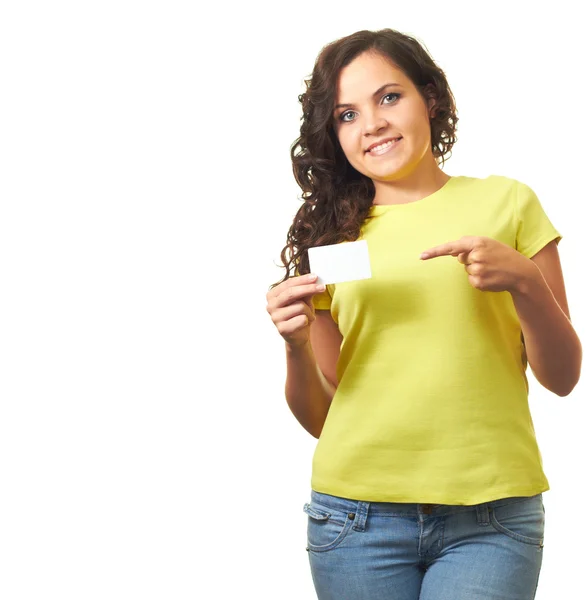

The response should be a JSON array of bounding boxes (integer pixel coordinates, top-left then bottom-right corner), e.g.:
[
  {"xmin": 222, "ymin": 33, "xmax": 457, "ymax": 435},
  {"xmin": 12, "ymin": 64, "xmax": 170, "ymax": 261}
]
[
  {"xmin": 268, "ymin": 272, "xmax": 316, "ymax": 298},
  {"xmin": 278, "ymin": 275, "xmax": 323, "ymax": 307},
  {"xmin": 420, "ymin": 240, "xmax": 469, "ymax": 260}
]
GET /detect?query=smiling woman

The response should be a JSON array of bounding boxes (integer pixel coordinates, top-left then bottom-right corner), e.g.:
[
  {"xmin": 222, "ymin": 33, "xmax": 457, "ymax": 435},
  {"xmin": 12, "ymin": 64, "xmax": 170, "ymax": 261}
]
[{"xmin": 265, "ymin": 26, "xmax": 581, "ymax": 600}]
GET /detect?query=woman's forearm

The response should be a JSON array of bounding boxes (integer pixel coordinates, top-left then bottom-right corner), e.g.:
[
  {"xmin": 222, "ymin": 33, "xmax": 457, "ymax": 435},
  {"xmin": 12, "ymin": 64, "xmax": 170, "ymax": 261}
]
[
  {"xmin": 285, "ymin": 341, "xmax": 336, "ymax": 438},
  {"xmin": 512, "ymin": 268, "xmax": 582, "ymax": 396}
]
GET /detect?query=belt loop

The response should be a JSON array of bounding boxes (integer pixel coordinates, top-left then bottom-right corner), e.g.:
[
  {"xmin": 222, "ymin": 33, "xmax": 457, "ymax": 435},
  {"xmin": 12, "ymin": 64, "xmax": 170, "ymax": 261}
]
[
  {"xmin": 352, "ymin": 500, "xmax": 369, "ymax": 532},
  {"xmin": 476, "ymin": 502, "xmax": 490, "ymax": 526}
]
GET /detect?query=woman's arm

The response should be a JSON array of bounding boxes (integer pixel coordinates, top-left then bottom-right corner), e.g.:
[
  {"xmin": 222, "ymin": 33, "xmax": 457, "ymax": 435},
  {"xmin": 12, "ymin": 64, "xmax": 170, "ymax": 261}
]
[
  {"xmin": 512, "ymin": 240, "xmax": 582, "ymax": 396},
  {"xmin": 285, "ymin": 340, "xmax": 336, "ymax": 438}
]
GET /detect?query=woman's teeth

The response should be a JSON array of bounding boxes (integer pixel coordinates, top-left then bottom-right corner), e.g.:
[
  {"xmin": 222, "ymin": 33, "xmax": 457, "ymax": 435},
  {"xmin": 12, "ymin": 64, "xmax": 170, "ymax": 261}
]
[{"xmin": 369, "ymin": 138, "xmax": 401, "ymax": 155}]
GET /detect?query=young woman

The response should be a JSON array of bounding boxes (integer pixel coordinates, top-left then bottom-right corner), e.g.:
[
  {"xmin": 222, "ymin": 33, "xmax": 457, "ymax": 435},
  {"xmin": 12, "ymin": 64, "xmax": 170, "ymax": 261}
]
[{"xmin": 265, "ymin": 28, "xmax": 582, "ymax": 599}]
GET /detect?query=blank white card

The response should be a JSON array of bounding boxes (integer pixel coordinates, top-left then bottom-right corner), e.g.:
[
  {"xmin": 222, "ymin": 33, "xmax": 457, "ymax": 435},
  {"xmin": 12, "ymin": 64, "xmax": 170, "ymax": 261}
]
[{"xmin": 308, "ymin": 240, "xmax": 372, "ymax": 285}]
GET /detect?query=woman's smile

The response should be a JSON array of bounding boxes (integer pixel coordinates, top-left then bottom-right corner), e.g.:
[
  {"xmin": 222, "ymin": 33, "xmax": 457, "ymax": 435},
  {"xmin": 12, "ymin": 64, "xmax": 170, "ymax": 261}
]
[{"xmin": 367, "ymin": 137, "xmax": 403, "ymax": 156}]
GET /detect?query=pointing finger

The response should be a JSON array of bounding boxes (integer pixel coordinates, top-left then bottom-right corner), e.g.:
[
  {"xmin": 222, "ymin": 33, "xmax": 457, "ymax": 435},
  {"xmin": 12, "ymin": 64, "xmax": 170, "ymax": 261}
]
[{"xmin": 420, "ymin": 238, "xmax": 473, "ymax": 260}]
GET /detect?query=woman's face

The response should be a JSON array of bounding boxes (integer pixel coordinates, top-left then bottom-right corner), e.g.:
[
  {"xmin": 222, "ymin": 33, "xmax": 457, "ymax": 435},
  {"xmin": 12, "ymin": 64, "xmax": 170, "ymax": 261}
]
[{"xmin": 332, "ymin": 51, "xmax": 436, "ymax": 183}]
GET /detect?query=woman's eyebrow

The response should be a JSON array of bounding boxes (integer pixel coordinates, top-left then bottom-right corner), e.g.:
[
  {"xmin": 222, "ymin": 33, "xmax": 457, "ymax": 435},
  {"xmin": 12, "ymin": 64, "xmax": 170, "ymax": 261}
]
[{"xmin": 334, "ymin": 82, "xmax": 402, "ymax": 111}]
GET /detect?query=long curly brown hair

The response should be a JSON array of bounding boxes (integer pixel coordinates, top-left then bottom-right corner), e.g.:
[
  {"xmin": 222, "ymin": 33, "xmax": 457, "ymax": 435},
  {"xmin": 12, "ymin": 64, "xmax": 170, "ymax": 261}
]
[{"xmin": 268, "ymin": 28, "xmax": 459, "ymax": 291}]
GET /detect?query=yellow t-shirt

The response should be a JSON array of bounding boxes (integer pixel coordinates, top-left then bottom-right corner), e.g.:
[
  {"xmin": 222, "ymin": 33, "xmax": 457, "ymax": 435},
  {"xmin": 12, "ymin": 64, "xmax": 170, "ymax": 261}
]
[{"xmin": 310, "ymin": 174, "xmax": 562, "ymax": 505}]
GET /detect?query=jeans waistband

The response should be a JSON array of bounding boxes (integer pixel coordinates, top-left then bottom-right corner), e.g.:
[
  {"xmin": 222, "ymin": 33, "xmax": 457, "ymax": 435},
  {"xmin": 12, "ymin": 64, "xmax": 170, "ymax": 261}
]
[{"xmin": 310, "ymin": 489, "xmax": 543, "ymax": 520}]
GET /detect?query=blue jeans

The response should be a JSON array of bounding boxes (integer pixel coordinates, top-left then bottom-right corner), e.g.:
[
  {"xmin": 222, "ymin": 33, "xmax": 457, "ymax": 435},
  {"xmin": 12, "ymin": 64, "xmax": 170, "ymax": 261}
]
[{"xmin": 304, "ymin": 489, "xmax": 545, "ymax": 599}]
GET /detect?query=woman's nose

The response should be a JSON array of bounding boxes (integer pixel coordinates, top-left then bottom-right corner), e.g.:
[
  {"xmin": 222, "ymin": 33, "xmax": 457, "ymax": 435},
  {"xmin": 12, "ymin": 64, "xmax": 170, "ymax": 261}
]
[{"xmin": 363, "ymin": 113, "xmax": 388, "ymax": 135}]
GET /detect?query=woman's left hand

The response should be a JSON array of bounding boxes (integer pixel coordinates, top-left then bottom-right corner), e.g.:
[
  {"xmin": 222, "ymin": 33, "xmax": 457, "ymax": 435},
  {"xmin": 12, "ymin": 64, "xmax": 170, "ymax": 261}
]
[{"xmin": 420, "ymin": 235, "xmax": 538, "ymax": 294}]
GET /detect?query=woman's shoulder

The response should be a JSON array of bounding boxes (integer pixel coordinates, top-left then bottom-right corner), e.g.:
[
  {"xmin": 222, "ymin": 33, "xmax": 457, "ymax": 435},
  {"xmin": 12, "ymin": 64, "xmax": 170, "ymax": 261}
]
[{"xmin": 456, "ymin": 173, "xmax": 523, "ymax": 193}]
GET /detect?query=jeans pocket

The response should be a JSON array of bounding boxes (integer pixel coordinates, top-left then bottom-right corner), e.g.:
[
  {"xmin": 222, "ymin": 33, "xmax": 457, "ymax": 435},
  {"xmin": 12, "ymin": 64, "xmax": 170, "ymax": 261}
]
[
  {"xmin": 303, "ymin": 502, "xmax": 353, "ymax": 552},
  {"xmin": 488, "ymin": 495, "xmax": 545, "ymax": 547}
]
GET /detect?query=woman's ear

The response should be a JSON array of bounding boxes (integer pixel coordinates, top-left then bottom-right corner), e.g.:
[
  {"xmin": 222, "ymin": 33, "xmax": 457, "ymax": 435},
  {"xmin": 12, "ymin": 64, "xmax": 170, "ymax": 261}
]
[
  {"xmin": 423, "ymin": 83, "xmax": 438, "ymax": 118},
  {"xmin": 429, "ymin": 101, "xmax": 437, "ymax": 119}
]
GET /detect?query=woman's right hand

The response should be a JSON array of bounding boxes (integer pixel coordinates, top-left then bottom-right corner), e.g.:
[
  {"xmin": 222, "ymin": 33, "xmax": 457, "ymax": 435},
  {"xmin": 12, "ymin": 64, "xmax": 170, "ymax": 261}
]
[{"xmin": 266, "ymin": 273, "xmax": 326, "ymax": 348}]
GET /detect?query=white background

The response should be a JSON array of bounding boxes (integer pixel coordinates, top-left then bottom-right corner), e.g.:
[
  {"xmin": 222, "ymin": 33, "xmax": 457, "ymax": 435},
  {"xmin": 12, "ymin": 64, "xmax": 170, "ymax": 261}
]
[{"xmin": 0, "ymin": 1, "xmax": 583, "ymax": 598}]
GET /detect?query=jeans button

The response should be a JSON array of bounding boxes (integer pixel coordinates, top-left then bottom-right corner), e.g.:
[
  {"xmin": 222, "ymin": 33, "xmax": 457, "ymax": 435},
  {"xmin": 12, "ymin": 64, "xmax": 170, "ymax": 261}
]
[{"xmin": 348, "ymin": 512, "xmax": 355, "ymax": 520}]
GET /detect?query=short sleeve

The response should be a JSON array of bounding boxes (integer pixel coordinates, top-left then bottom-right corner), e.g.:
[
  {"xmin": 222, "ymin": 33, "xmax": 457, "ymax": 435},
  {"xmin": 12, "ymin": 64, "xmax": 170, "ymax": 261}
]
[{"xmin": 515, "ymin": 180, "xmax": 562, "ymax": 258}]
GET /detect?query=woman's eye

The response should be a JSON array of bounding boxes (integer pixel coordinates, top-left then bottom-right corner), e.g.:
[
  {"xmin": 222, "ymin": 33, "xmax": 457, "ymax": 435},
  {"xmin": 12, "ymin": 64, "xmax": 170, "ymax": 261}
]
[
  {"xmin": 339, "ymin": 93, "xmax": 400, "ymax": 123},
  {"xmin": 383, "ymin": 92, "xmax": 400, "ymax": 104},
  {"xmin": 339, "ymin": 111, "xmax": 356, "ymax": 123}
]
